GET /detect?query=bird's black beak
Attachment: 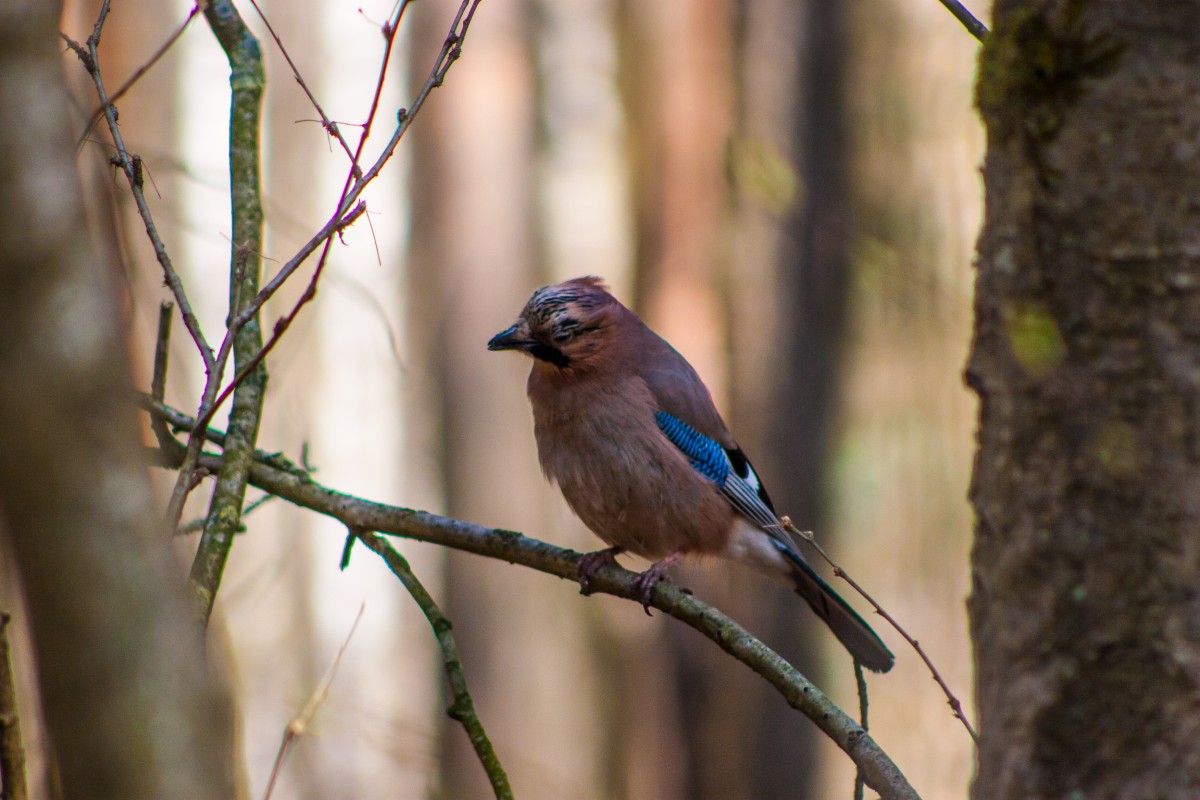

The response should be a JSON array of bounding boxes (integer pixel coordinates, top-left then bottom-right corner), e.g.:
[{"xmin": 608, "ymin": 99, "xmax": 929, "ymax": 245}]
[{"xmin": 487, "ymin": 324, "xmax": 527, "ymax": 352}]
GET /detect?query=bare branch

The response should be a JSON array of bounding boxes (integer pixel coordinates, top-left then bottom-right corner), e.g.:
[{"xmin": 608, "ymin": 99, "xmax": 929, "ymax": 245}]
[
  {"xmin": 187, "ymin": 0, "xmax": 270, "ymax": 626},
  {"xmin": 854, "ymin": 661, "xmax": 869, "ymax": 800},
  {"xmin": 224, "ymin": 0, "xmax": 484, "ymax": 369},
  {"xmin": 75, "ymin": 3, "xmax": 202, "ymax": 151},
  {"xmin": 354, "ymin": 532, "xmax": 514, "ymax": 799},
  {"xmin": 782, "ymin": 519, "xmax": 980, "ymax": 744},
  {"xmin": 196, "ymin": 0, "xmax": 485, "ymax": 433},
  {"xmin": 245, "ymin": 0, "xmax": 358, "ymax": 164},
  {"xmin": 63, "ymin": 26, "xmax": 215, "ymax": 370},
  {"xmin": 141, "ymin": 401, "xmax": 920, "ymax": 800},
  {"xmin": 149, "ymin": 303, "xmax": 185, "ymax": 464},
  {"xmin": 199, "ymin": 202, "xmax": 366, "ymax": 427},
  {"xmin": 936, "ymin": 0, "xmax": 988, "ymax": 42},
  {"xmin": 64, "ymin": 5, "xmax": 234, "ymax": 534},
  {"xmin": 262, "ymin": 605, "xmax": 364, "ymax": 800}
]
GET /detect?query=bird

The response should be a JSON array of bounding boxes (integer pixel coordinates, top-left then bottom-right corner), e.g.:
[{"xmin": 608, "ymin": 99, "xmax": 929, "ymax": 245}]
[{"xmin": 487, "ymin": 276, "xmax": 894, "ymax": 672}]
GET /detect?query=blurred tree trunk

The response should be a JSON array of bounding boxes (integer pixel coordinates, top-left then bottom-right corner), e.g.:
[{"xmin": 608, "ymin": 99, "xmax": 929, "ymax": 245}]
[
  {"xmin": 616, "ymin": 2, "xmax": 753, "ymax": 797},
  {"xmin": 739, "ymin": 0, "xmax": 853, "ymax": 796},
  {"xmin": 827, "ymin": 0, "xmax": 982, "ymax": 793},
  {"xmin": 969, "ymin": 1, "xmax": 1200, "ymax": 797},
  {"xmin": 250, "ymin": 3, "xmax": 326, "ymax": 797},
  {"xmin": 617, "ymin": 0, "xmax": 853, "ymax": 795},
  {"xmin": 0, "ymin": 3, "xmax": 234, "ymax": 798},
  {"xmin": 407, "ymin": 3, "xmax": 608, "ymax": 798}
]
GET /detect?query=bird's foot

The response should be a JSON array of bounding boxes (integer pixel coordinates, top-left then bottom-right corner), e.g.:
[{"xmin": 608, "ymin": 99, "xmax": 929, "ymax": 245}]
[
  {"xmin": 631, "ymin": 552, "xmax": 684, "ymax": 616},
  {"xmin": 577, "ymin": 546, "xmax": 624, "ymax": 596}
]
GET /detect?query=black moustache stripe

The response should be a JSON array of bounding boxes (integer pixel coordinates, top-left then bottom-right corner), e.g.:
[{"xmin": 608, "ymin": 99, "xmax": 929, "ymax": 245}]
[{"xmin": 529, "ymin": 343, "xmax": 570, "ymax": 368}]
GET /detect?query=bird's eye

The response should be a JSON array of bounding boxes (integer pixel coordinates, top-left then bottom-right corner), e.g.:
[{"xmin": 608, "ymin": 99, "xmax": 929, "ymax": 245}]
[{"xmin": 552, "ymin": 330, "xmax": 573, "ymax": 345}]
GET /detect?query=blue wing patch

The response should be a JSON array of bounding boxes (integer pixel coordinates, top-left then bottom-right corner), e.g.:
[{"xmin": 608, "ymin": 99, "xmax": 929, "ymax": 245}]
[
  {"xmin": 655, "ymin": 410, "xmax": 780, "ymax": 531},
  {"xmin": 655, "ymin": 411, "xmax": 730, "ymax": 485}
]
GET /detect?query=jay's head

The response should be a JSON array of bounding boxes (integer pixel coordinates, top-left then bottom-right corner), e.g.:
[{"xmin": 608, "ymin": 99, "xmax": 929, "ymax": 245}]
[{"xmin": 488, "ymin": 276, "xmax": 620, "ymax": 372}]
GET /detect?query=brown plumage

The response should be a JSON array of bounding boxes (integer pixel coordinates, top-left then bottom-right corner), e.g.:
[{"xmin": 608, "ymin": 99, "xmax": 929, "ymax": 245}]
[{"xmin": 489, "ymin": 276, "xmax": 894, "ymax": 672}]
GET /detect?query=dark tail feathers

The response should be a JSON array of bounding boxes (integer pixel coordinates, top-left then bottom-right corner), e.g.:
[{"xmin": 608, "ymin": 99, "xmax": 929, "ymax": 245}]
[{"xmin": 779, "ymin": 546, "xmax": 894, "ymax": 673}]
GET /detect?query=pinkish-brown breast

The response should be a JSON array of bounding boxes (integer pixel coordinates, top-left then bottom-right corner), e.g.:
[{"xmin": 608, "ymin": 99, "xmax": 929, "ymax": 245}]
[{"xmin": 527, "ymin": 366, "xmax": 735, "ymax": 560}]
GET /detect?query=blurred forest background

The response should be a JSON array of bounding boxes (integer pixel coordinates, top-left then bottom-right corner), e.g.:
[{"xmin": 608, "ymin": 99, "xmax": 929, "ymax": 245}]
[{"xmin": 8, "ymin": 0, "xmax": 984, "ymax": 797}]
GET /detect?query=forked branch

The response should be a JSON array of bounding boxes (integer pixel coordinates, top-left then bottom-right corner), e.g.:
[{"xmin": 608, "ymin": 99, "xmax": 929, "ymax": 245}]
[{"xmin": 142, "ymin": 398, "xmax": 920, "ymax": 800}]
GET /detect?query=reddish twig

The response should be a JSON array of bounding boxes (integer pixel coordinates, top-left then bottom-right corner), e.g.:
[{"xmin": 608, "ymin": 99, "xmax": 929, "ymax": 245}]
[
  {"xmin": 236, "ymin": 0, "xmax": 481, "ymax": 329},
  {"xmin": 196, "ymin": 0, "xmax": 485, "ymax": 434},
  {"xmin": 195, "ymin": 201, "xmax": 366, "ymax": 436},
  {"xmin": 781, "ymin": 518, "xmax": 980, "ymax": 744},
  {"xmin": 64, "ymin": 2, "xmax": 227, "ymax": 528},
  {"xmin": 63, "ymin": 13, "xmax": 213, "ymax": 370},
  {"xmin": 262, "ymin": 605, "xmax": 365, "ymax": 800},
  {"xmin": 245, "ymin": 0, "xmax": 358, "ymax": 165},
  {"xmin": 75, "ymin": 3, "xmax": 202, "ymax": 151}
]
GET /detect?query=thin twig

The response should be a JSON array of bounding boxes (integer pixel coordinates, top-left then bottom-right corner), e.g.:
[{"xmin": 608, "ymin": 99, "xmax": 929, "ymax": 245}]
[
  {"xmin": 65, "ymin": 7, "xmax": 224, "ymax": 532},
  {"xmin": 201, "ymin": 0, "xmax": 484, "ymax": 428},
  {"xmin": 0, "ymin": 612, "xmax": 28, "ymax": 800},
  {"xmin": 781, "ymin": 518, "xmax": 980, "ymax": 744},
  {"xmin": 204, "ymin": 0, "xmax": 422, "ymax": 422},
  {"xmin": 936, "ymin": 0, "xmax": 988, "ymax": 42},
  {"xmin": 198, "ymin": 202, "xmax": 365, "ymax": 427},
  {"xmin": 854, "ymin": 661, "xmax": 868, "ymax": 800},
  {"xmin": 75, "ymin": 3, "xmax": 202, "ymax": 151},
  {"xmin": 262, "ymin": 605, "xmax": 365, "ymax": 800},
  {"xmin": 177, "ymin": 492, "xmax": 275, "ymax": 535},
  {"xmin": 63, "ymin": 22, "xmax": 214, "ymax": 369},
  {"xmin": 139, "ymin": 400, "xmax": 921, "ymax": 800},
  {"xmin": 355, "ymin": 531, "xmax": 514, "ymax": 799},
  {"xmin": 149, "ymin": 303, "xmax": 185, "ymax": 465},
  {"xmin": 137, "ymin": 394, "xmax": 314, "ymax": 478},
  {"xmin": 245, "ymin": 0, "xmax": 358, "ymax": 164},
  {"xmin": 207, "ymin": 0, "xmax": 482, "ymax": 424}
]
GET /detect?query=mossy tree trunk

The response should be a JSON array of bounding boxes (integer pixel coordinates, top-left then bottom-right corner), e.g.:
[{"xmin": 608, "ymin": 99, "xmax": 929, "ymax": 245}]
[{"xmin": 969, "ymin": 1, "xmax": 1200, "ymax": 797}]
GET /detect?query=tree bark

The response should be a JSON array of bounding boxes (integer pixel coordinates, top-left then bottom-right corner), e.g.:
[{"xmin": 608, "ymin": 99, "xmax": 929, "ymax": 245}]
[
  {"xmin": 969, "ymin": 1, "xmax": 1200, "ymax": 797},
  {"xmin": 0, "ymin": 5, "xmax": 234, "ymax": 798}
]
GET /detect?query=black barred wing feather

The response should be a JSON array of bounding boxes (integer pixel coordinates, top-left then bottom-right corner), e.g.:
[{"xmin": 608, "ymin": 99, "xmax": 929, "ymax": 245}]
[
  {"xmin": 654, "ymin": 410, "xmax": 895, "ymax": 671},
  {"xmin": 654, "ymin": 411, "xmax": 779, "ymax": 532}
]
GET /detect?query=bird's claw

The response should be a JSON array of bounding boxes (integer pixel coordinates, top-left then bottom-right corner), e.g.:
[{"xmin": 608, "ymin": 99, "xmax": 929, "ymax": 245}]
[
  {"xmin": 577, "ymin": 546, "xmax": 623, "ymax": 596},
  {"xmin": 631, "ymin": 566, "xmax": 669, "ymax": 615},
  {"xmin": 579, "ymin": 548, "xmax": 681, "ymax": 616}
]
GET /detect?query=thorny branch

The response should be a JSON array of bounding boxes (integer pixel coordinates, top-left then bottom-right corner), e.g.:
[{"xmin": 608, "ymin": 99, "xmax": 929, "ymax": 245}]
[
  {"xmin": 63, "ymin": 19, "xmax": 213, "ymax": 370},
  {"xmin": 246, "ymin": 0, "xmax": 358, "ymax": 164}
]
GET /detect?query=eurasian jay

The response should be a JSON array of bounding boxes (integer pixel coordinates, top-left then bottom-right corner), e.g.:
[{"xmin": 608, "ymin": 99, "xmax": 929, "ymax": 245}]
[{"xmin": 488, "ymin": 276, "xmax": 894, "ymax": 672}]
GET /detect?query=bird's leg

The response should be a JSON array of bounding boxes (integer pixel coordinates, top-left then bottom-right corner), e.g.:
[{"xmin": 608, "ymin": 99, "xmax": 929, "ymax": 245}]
[
  {"xmin": 631, "ymin": 551, "xmax": 684, "ymax": 614},
  {"xmin": 577, "ymin": 546, "xmax": 624, "ymax": 595}
]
